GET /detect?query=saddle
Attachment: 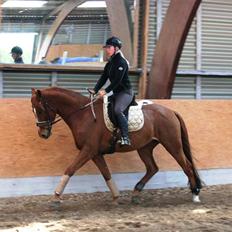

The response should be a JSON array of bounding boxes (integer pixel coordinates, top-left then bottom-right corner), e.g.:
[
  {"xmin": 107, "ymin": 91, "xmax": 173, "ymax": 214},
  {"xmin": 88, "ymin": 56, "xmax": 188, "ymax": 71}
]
[{"xmin": 103, "ymin": 95, "xmax": 147, "ymax": 132}]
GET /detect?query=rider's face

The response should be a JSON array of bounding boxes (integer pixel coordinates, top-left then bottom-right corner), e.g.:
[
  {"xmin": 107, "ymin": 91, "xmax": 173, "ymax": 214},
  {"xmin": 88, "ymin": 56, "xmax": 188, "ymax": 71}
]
[
  {"xmin": 104, "ymin": 45, "xmax": 116, "ymax": 58},
  {"xmin": 11, "ymin": 53, "xmax": 20, "ymax": 60},
  {"xmin": 11, "ymin": 53, "xmax": 18, "ymax": 60}
]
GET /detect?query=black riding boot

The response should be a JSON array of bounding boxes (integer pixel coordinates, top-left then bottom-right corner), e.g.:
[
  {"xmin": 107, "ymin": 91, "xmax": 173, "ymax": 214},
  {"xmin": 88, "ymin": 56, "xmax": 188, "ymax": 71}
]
[{"xmin": 116, "ymin": 112, "xmax": 131, "ymax": 146}]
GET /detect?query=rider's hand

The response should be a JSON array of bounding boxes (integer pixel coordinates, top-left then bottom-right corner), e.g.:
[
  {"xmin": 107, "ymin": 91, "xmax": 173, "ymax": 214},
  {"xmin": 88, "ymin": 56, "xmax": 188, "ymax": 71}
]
[
  {"xmin": 99, "ymin": 90, "xmax": 106, "ymax": 97},
  {"xmin": 88, "ymin": 89, "xmax": 96, "ymax": 95}
]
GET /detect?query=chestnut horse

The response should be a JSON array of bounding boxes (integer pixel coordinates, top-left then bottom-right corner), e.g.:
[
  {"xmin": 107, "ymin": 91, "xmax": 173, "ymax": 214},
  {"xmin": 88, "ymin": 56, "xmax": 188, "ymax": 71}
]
[{"xmin": 31, "ymin": 87, "xmax": 202, "ymax": 203}]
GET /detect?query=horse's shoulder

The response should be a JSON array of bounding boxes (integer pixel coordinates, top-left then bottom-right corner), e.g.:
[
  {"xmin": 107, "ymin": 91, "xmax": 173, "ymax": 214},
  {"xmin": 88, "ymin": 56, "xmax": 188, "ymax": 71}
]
[{"xmin": 95, "ymin": 98, "xmax": 104, "ymax": 110}]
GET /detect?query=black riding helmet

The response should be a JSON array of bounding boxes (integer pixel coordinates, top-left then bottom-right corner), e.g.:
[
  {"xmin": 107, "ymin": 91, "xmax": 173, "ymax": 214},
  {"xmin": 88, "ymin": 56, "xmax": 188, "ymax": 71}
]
[
  {"xmin": 11, "ymin": 46, "xmax": 23, "ymax": 55},
  {"xmin": 103, "ymin": 36, "xmax": 122, "ymax": 49}
]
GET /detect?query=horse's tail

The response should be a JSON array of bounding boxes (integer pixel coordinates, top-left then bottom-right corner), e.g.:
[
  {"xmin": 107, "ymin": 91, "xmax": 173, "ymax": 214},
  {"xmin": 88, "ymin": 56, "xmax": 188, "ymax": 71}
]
[{"xmin": 175, "ymin": 112, "xmax": 203, "ymax": 190}]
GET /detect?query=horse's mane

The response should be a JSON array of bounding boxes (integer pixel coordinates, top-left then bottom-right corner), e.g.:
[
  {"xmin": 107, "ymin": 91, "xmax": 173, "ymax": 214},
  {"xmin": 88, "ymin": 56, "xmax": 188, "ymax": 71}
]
[
  {"xmin": 40, "ymin": 87, "xmax": 92, "ymax": 108},
  {"xmin": 42, "ymin": 87, "xmax": 88, "ymax": 101}
]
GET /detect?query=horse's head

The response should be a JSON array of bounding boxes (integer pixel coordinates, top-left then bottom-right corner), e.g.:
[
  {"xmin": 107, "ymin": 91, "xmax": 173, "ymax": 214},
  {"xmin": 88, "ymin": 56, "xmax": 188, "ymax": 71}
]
[{"xmin": 31, "ymin": 88, "xmax": 58, "ymax": 139}]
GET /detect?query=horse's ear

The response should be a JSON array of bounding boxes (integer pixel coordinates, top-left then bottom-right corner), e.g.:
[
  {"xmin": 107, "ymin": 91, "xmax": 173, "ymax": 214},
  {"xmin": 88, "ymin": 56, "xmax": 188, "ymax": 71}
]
[
  {"xmin": 31, "ymin": 88, "xmax": 41, "ymax": 101},
  {"xmin": 31, "ymin": 88, "xmax": 36, "ymax": 95},
  {"xmin": 36, "ymin": 89, "xmax": 42, "ymax": 101}
]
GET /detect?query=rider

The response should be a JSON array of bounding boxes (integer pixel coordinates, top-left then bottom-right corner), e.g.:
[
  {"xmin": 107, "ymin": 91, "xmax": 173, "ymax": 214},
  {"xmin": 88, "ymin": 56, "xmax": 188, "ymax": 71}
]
[
  {"xmin": 11, "ymin": 46, "xmax": 24, "ymax": 64},
  {"xmin": 92, "ymin": 36, "xmax": 133, "ymax": 146}
]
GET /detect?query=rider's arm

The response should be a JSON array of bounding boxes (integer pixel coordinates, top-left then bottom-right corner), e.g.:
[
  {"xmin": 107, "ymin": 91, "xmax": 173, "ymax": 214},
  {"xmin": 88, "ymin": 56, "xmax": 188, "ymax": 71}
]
[{"xmin": 93, "ymin": 64, "xmax": 109, "ymax": 93}]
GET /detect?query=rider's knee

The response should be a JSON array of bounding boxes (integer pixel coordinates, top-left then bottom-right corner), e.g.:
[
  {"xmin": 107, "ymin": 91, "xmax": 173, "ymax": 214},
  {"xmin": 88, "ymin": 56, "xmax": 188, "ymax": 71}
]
[{"xmin": 114, "ymin": 109, "xmax": 123, "ymax": 116}]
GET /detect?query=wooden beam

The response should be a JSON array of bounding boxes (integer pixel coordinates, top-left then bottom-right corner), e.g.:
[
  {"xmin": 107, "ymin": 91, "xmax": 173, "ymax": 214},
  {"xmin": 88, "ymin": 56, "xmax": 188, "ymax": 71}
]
[
  {"xmin": 0, "ymin": 0, "xmax": 2, "ymax": 27},
  {"xmin": 132, "ymin": 0, "xmax": 140, "ymax": 68},
  {"xmin": 44, "ymin": 2, "xmax": 67, "ymax": 19},
  {"xmin": 138, "ymin": 0, "xmax": 149, "ymax": 98},
  {"xmin": 37, "ymin": 0, "xmax": 86, "ymax": 62},
  {"xmin": 105, "ymin": 0, "xmax": 133, "ymax": 65},
  {"xmin": 146, "ymin": 0, "xmax": 202, "ymax": 99}
]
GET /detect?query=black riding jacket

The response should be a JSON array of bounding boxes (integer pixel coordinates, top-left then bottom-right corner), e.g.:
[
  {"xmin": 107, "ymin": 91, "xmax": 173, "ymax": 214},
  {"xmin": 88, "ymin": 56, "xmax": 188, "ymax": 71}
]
[
  {"xmin": 94, "ymin": 52, "xmax": 132, "ymax": 94},
  {"xmin": 14, "ymin": 57, "xmax": 24, "ymax": 64}
]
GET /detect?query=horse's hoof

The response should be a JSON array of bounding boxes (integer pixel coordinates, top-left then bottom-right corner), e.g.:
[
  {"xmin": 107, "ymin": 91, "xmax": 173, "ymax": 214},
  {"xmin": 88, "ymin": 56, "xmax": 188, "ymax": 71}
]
[
  {"xmin": 192, "ymin": 194, "xmax": 201, "ymax": 203},
  {"xmin": 49, "ymin": 198, "xmax": 64, "ymax": 210},
  {"xmin": 52, "ymin": 200, "xmax": 62, "ymax": 205},
  {"xmin": 49, "ymin": 195, "xmax": 63, "ymax": 207},
  {"xmin": 112, "ymin": 196, "xmax": 119, "ymax": 206},
  {"xmin": 112, "ymin": 200, "xmax": 119, "ymax": 206},
  {"xmin": 53, "ymin": 193, "xmax": 63, "ymax": 202},
  {"xmin": 131, "ymin": 196, "xmax": 141, "ymax": 204}
]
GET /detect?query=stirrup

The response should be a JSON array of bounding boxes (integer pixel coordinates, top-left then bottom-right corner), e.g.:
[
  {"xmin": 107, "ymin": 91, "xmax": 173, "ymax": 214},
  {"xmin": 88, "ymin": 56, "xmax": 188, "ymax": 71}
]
[{"xmin": 120, "ymin": 137, "xmax": 131, "ymax": 146}]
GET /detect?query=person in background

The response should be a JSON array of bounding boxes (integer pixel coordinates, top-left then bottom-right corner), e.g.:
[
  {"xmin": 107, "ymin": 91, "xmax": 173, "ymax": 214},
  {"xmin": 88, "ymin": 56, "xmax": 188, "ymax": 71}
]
[
  {"xmin": 11, "ymin": 46, "xmax": 24, "ymax": 64},
  {"xmin": 50, "ymin": 57, "xmax": 60, "ymax": 64},
  {"xmin": 91, "ymin": 36, "xmax": 133, "ymax": 146},
  {"xmin": 38, "ymin": 56, "xmax": 50, "ymax": 65}
]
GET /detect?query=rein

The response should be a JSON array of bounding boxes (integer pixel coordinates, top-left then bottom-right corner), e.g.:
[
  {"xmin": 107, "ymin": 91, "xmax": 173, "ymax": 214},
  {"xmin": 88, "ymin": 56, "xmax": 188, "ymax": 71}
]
[
  {"xmin": 64, "ymin": 92, "xmax": 99, "ymax": 122},
  {"xmin": 79, "ymin": 92, "xmax": 98, "ymax": 121}
]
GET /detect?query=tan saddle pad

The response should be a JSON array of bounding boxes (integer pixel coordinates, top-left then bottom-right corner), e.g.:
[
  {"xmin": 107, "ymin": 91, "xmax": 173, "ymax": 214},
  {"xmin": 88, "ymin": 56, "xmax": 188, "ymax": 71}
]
[{"xmin": 103, "ymin": 96, "xmax": 152, "ymax": 132}]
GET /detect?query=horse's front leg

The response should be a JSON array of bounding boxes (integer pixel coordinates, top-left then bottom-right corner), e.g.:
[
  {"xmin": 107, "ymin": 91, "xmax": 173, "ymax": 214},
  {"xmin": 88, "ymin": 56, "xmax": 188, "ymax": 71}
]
[
  {"xmin": 54, "ymin": 147, "xmax": 93, "ymax": 201},
  {"xmin": 92, "ymin": 155, "xmax": 120, "ymax": 203}
]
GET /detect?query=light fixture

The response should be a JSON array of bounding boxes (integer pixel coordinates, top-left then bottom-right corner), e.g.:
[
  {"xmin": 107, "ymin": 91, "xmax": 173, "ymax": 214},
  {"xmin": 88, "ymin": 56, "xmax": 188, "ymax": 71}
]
[
  {"xmin": 78, "ymin": 1, "xmax": 106, "ymax": 8},
  {"xmin": 1, "ymin": 1, "xmax": 47, "ymax": 8}
]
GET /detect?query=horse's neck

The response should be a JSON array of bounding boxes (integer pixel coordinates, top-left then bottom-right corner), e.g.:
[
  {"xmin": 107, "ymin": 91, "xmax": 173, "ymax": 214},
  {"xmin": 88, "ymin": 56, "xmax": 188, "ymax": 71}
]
[{"xmin": 45, "ymin": 90, "xmax": 89, "ymax": 119}]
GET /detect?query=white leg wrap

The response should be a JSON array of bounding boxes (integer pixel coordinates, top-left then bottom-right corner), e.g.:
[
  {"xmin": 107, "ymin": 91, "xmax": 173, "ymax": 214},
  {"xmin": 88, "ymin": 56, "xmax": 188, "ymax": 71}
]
[
  {"xmin": 106, "ymin": 179, "xmax": 120, "ymax": 199},
  {"xmin": 192, "ymin": 194, "xmax": 201, "ymax": 203},
  {"xmin": 55, "ymin": 175, "xmax": 70, "ymax": 195}
]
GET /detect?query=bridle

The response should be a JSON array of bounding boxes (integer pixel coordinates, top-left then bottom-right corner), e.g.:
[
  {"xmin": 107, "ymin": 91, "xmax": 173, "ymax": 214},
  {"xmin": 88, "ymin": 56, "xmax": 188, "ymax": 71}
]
[
  {"xmin": 33, "ymin": 91, "xmax": 99, "ymax": 130},
  {"xmin": 32, "ymin": 97, "xmax": 61, "ymax": 130}
]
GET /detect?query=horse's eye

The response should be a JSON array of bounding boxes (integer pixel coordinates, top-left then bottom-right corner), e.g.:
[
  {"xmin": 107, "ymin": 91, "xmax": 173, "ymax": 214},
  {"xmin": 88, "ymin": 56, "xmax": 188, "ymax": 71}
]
[
  {"xmin": 34, "ymin": 108, "xmax": 42, "ymax": 115},
  {"xmin": 37, "ymin": 110, "xmax": 42, "ymax": 115}
]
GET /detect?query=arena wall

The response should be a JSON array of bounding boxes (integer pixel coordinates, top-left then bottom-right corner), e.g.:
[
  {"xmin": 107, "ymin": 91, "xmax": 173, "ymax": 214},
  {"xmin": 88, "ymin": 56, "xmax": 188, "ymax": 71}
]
[{"xmin": 0, "ymin": 99, "xmax": 231, "ymax": 178}]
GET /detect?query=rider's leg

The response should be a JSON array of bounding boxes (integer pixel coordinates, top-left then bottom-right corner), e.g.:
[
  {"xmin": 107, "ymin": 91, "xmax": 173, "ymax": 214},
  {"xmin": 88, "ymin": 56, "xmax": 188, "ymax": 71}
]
[
  {"xmin": 116, "ymin": 112, "xmax": 130, "ymax": 145},
  {"xmin": 114, "ymin": 91, "xmax": 133, "ymax": 145}
]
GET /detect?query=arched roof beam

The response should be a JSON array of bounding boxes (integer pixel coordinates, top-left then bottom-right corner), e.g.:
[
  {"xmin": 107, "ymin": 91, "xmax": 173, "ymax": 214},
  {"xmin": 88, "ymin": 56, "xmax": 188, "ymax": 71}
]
[
  {"xmin": 35, "ymin": 1, "xmax": 72, "ymax": 61},
  {"xmin": 44, "ymin": 2, "xmax": 67, "ymax": 20},
  {"xmin": 37, "ymin": 0, "xmax": 86, "ymax": 62},
  {"xmin": 146, "ymin": 0, "xmax": 201, "ymax": 99}
]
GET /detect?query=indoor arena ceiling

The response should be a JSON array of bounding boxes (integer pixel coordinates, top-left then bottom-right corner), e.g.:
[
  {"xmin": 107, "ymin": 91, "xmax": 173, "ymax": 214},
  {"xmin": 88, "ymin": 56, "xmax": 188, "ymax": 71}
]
[{"xmin": 1, "ymin": 0, "xmax": 111, "ymax": 23}]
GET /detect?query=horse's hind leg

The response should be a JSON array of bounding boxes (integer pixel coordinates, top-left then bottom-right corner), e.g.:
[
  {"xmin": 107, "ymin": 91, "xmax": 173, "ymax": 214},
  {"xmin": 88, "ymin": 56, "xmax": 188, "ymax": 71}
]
[
  {"xmin": 92, "ymin": 155, "xmax": 120, "ymax": 202},
  {"xmin": 132, "ymin": 140, "xmax": 159, "ymax": 203},
  {"xmin": 162, "ymin": 140, "xmax": 201, "ymax": 202}
]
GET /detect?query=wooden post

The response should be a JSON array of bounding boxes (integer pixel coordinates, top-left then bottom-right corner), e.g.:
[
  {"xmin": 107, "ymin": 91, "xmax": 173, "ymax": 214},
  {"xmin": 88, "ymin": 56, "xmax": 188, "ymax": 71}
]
[
  {"xmin": 132, "ymin": 0, "xmax": 140, "ymax": 68},
  {"xmin": 0, "ymin": 0, "xmax": 2, "ymax": 26},
  {"xmin": 105, "ymin": 0, "xmax": 133, "ymax": 64},
  {"xmin": 138, "ymin": 0, "xmax": 150, "ymax": 98}
]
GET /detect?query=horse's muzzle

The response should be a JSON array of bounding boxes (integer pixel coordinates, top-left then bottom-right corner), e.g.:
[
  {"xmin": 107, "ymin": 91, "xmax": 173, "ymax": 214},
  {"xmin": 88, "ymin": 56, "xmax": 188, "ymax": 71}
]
[{"xmin": 38, "ymin": 128, "xmax": 51, "ymax": 139}]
